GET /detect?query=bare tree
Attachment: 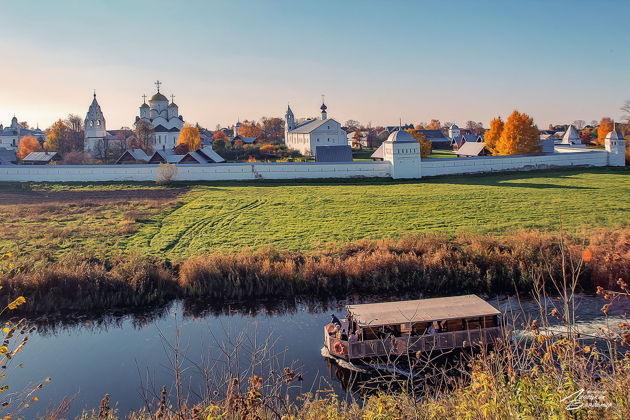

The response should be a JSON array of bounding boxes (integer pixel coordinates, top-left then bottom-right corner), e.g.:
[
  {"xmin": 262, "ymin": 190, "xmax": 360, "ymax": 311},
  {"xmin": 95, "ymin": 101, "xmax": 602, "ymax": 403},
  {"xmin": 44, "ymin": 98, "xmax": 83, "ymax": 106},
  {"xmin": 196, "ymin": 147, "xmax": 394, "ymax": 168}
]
[
  {"xmin": 572, "ymin": 120, "xmax": 586, "ymax": 130},
  {"xmin": 621, "ymin": 100, "xmax": 630, "ymax": 122},
  {"xmin": 132, "ymin": 119, "xmax": 155, "ymax": 154}
]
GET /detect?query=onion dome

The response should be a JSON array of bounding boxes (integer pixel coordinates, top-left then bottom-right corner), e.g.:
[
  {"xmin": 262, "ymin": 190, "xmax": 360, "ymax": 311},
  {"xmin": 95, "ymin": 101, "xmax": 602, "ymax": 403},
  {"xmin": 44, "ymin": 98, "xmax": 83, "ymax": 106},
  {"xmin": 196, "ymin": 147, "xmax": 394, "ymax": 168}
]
[
  {"xmin": 168, "ymin": 102, "xmax": 178, "ymax": 108},
  {"xmin": 150, "ymin": 92, "xmax": 169, "ymax": 102}
]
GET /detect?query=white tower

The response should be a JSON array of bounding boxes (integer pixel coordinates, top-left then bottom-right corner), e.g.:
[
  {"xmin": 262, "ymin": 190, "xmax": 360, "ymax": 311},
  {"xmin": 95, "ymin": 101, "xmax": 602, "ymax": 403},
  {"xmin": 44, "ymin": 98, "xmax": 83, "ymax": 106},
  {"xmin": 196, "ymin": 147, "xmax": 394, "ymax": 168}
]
[
  {"xmin": 320, "ymin": 100, "xmax": 327, "ymax": 120},
  {"xmin": 605, "ymin": 130, "xmax": 626, "ymax": 166},
  {"xmin": 234, "ymin": 120, "xmax": 241, "ymax": 137},
  {"xmin": 84, "ymin": 92, "xmax": 107, "ymax": 155},
  {"xmin": 448, "ymin": 124, "xmax": 460, "ymax": 139},
  {"xmin": 561, "ymin": 125, "xmax": 582, "ymax": 146},
  {"xmin": 382, "ymin": 129, "xmax": 421, "ymax": 179},
  {"xmin": 139, "ymin": 94, "xmax": 150, "ymax": 119},
  {"xmin": 284, "ymin": 105, "xmax": 295, "ymax": 141}
]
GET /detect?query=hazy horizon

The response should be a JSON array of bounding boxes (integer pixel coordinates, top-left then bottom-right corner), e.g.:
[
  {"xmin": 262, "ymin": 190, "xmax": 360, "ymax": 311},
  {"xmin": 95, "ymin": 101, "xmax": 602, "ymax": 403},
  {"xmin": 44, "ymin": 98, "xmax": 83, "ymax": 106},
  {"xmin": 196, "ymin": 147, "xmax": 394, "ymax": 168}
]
[{"xmin": 1, "ymin": 0, "xmax": 628, "ymax": 130}]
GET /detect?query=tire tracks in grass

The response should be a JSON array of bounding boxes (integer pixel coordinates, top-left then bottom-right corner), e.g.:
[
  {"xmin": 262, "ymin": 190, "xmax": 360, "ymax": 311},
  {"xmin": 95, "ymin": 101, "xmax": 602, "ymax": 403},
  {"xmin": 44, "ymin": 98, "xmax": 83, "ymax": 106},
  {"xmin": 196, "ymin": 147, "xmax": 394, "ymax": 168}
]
[{"xmin": 152, "ymin": 198, "xmax": 267, "ymax": 255}]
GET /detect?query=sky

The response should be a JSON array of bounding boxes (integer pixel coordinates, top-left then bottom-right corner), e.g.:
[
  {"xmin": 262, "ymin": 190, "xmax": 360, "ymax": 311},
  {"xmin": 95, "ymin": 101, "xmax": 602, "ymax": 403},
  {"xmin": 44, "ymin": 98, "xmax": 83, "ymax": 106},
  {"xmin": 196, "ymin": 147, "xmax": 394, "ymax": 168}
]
[{"xmin": 0, "ymin": 0, "xmax": 628, "ymax": 130}]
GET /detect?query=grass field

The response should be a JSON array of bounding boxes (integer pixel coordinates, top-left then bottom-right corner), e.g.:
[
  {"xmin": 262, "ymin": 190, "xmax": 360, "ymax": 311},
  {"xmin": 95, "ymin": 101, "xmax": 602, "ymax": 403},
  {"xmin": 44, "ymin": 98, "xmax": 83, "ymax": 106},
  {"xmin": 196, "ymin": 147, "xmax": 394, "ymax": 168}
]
[{"xmin": 0, "ymin": 167, "xmax": 628, "ymax": 261}]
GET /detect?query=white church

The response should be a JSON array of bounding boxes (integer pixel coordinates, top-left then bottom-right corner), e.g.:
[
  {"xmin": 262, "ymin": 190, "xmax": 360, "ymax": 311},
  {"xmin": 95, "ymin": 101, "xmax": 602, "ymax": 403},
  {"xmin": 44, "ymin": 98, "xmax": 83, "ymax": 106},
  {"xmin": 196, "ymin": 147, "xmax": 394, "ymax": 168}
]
[
  {"xmin": 284, "ymin": 100, "xmax": 347, "ymax": 156},
  {"xmin": 84, "ymin": 81, "xmax": 185, "ymax": 156}
]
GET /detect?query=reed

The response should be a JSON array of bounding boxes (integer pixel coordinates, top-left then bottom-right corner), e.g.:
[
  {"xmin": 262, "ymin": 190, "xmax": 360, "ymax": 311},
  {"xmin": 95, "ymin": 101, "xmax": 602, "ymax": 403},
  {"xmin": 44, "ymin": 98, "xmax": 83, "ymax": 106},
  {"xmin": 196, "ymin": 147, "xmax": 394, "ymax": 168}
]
[{"xmin": 2, "ymin": 228, "xmax": 628, "ymax": 315}]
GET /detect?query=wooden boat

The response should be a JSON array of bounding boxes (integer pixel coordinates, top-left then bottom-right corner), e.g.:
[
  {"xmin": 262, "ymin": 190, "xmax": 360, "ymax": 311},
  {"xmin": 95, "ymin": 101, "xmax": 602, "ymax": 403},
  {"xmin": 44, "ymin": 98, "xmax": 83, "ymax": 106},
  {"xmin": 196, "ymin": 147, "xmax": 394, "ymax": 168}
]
[{"xmin": 323, "ymin": 294, "xmax": 507, "ymax": 362}]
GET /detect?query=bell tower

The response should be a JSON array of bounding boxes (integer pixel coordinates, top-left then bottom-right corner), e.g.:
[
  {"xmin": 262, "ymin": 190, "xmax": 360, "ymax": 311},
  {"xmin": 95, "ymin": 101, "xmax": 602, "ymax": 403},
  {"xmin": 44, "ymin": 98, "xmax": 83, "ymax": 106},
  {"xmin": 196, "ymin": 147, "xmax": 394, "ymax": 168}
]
[{"xmin": 84, "ymin": 91, "xmax": 107, "ymax": 155}]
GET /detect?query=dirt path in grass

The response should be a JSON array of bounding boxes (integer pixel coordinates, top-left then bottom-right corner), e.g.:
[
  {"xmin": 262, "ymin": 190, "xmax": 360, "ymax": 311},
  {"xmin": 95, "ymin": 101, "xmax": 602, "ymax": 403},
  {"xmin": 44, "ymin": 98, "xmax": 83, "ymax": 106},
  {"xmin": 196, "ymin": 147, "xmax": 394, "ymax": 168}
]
[{"xmin": 0, "ymin": 188, "xmax": 186, "ymax": 205}]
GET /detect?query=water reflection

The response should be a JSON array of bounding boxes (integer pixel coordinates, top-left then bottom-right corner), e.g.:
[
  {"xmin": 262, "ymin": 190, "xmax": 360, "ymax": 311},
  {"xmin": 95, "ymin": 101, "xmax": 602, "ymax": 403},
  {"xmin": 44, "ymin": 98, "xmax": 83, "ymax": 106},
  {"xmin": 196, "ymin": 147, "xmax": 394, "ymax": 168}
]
[{"xmin": 5, "ymin": 293, "xmax": 627, "ymax": 418}]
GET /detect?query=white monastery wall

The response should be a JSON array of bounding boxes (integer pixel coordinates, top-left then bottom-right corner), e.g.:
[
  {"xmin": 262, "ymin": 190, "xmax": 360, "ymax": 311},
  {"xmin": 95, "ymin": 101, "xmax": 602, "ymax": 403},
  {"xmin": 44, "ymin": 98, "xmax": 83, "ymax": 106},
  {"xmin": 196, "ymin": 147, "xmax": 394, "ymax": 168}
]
[
  {"xmin": 421, "ymin": 149, "xmax": 609, "ymax": 177},
  {"xmin": 0, "ymin": 149, "xmax": 617, "ymax": 183},
  {"xmin": 0, "ymin": 161, "xmax": 392, "ymax": 182}
]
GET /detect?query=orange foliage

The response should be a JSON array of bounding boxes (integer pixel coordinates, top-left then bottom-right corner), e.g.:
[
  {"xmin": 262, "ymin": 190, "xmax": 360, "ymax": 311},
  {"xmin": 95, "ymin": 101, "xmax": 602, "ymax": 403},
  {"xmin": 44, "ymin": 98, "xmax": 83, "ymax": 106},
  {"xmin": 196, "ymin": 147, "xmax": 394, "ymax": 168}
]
[
  {"xmin": 259, "ymin": 144, "xmax": 275, "ymax": 154},
  {"xmin": 596, "ymin": 117, "xmax": 614, "ymax": 147},
  {"xmin": 239, "ymin": 121, "xmax": 262, "ymax": 138},
  {"xmin": 245, "ymin": 155, "xmax": 257, "ymax": 162},
  {"xmin": 17, "ymin": 135, "xmax": 43, "ymax": 159},
  {"xmin": 405, "ymin": 129, "xmax": 432, "ymax": 158},
  {"xmin": 425, "ymin": 119, "xmax": 441, "ymax": 130},
  {"xmin": 495, "ymin": 110, "xmax": 541, "ymax": 155},
  {"xmin": 485, "ymin": 117, "xmax": 504, "ymax": 155},
  {"xmin": 177, "ymin": 123, "xmax": 201, "ymax": 151},
  {"xmin": 212, "ymin": 131, "xmax": 228, "ymax": 141}
]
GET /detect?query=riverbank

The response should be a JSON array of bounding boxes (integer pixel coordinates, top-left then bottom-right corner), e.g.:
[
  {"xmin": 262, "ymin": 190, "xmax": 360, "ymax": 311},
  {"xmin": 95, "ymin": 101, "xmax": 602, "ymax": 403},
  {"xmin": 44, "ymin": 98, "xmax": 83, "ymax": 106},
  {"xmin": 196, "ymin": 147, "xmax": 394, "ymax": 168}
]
[
  {"xmin": 2, "ymin": 227, "xmax": 628, "ymax": 315},
  {"xmin": 1, "ymin": 168, "xmax": 628, "ymax": 264}
]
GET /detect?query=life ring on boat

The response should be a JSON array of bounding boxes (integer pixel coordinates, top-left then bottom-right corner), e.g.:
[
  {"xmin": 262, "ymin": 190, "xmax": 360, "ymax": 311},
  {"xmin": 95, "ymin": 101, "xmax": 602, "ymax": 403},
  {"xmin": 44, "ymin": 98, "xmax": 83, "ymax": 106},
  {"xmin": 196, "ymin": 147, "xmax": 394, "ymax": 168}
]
[
  {"xmin": 333, "ymin": 341, "xmax": 347, "ymax": 355},
  {"xmin": 326, "ymin": 324, "xmax": 336, "ymax": 335}
]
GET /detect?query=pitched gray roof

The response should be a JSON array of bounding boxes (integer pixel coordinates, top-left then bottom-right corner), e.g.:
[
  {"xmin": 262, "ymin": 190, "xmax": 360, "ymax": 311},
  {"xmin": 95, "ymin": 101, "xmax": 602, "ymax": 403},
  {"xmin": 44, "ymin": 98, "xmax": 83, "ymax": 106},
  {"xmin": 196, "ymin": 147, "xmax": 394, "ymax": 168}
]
[
  {"xmin": 419, "ymin": 129, "xmax": 449, "ymax": 141},
  {"xmin": 290, "ymin": 118, "xmax": 333, "ymax": 134},
  {"xmin": 371, "ymin": 143, "xmax": 385, "ymax": 160},
  {"xmin": 115, "ymin": 149, "xmax": 149, "ymax": 163},
  {"xmin": 455, "ymin": 142, "xmax": 487, "ymax": 156},
  {"xmin": 197, "ymin": 147, "xmax": 225, "ymax": 163},
  {"xmin": 561, "ymin": 125, "xmax": 580, "ymax": 145},
  {"xmin": 315, "ymin": 145, "xmax": 353, "ymax": 162},
  {"xmin": 23, "ymin": 151, "xmax": 59, "ymax": 162}
]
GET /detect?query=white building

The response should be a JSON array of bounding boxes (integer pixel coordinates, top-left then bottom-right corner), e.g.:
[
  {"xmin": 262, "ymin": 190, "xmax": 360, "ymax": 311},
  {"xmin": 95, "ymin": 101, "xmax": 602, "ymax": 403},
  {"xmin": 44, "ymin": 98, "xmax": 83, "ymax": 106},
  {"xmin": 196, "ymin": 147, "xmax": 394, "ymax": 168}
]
[
  {"xmin": 284, "ymin": 101, "xmax": 347, "ymax": 156},
  {"xmin": 84, "ymin": 81, "xmax": 186, "ymax": 157},
  {"xmin": 605, "ymin": 130, "xmax": 626, "ymax": 167},
  {"xmin": 136, "ymin": 81, "xmax": 184, "ymax": 151},
  {"xmin": 561, "ymin": 125, "xmax": 583, "ymax": 146},
  {"xmin": 373, "ymin": 128, "xmax": 421, "ymax": 178},
  {"xmin": 0, "ymin": 116, "xmax": 47, "ymax": 151}
]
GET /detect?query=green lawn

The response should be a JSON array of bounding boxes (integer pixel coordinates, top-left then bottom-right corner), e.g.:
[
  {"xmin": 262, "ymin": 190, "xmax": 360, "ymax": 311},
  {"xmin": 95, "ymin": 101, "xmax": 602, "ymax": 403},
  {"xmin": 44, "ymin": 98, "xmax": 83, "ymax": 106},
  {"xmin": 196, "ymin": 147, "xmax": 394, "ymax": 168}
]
[
  {"xmin": 427, "ymin": 150, "xmax": 456, "ymax": 158},
  {"xmin": 1, "ymin": 167, "xmax": 628, "ymax": 260}
]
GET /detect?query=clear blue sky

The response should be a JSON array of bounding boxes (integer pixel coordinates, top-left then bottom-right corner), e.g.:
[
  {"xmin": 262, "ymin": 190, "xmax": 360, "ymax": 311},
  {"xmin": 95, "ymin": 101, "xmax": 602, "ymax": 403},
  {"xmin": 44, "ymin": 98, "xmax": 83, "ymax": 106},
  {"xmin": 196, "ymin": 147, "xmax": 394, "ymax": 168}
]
[{"xmin": 0, "ymin": 0, "xmax": 628, "ymax": 130}]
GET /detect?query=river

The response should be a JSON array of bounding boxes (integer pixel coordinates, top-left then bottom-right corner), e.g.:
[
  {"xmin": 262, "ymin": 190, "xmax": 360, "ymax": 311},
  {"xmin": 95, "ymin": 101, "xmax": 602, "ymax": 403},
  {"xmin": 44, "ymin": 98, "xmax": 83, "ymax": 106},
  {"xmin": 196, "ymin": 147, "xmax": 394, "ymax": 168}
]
[{"xmin": 9, "ymin": 294, "xmax": 628, "ymax": 418}]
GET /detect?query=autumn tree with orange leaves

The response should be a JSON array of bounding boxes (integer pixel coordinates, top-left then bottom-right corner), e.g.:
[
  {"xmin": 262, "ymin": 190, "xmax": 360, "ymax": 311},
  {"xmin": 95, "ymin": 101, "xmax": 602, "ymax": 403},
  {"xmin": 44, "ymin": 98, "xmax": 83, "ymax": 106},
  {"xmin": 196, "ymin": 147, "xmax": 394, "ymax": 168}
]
[
  {"xmin": 484, "ymin": 117, "xmax": 504, "ymax": 155},
  {"xmin": 17, "ymin": 135, "xmax": 43, "ymax": 158},
  {"xmin": 596, "ymin": 117, "xmax": 614, "ymax": 147},
  {"xmin": 238, "ymin": 120, "xmax": 263, "ymax": 138},
  {"xmin": 495, "ymin": 111, "xmax": 541, "ymax": 155},
  {"xmin": 405, "ymin": 129, "xmax": 432, "ymax": 157},
  {"xmin": 177, "ymin": 123, "xmax": 201, "ymax": 152}
]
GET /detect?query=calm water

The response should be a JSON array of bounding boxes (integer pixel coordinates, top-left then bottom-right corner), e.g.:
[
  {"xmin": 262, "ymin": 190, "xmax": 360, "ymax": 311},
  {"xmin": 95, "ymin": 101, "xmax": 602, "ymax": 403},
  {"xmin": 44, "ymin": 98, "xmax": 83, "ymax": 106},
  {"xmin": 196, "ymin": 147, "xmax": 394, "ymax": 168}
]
[{"xmin": 10, "ymin": 294, "xmax": 629, "ymax": 418}]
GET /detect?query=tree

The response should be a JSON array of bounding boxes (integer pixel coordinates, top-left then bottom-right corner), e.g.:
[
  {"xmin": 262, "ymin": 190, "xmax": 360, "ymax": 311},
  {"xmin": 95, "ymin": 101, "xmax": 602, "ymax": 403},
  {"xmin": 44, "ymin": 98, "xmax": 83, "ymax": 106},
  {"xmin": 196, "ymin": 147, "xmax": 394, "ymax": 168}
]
[
  {"xmin": 132, "ymin": 119, "xmax": 155, "ymax": 154},
  {"xmin": 17, "ymin": 135, "xmax": 42, "ymax": 158},
  {"xmin": 495, "ymin": 110, "xmax": 541, "ymax": 155},
  {"xmin": 19, "ymin": 121, "xmax": 30, "ymax": 129},
  {"xmin": 351, "ymin": 130, "xmax": 363, "ymax": 148},
  {"xmin": 621, "ymin": 99, "xmax": 630, "ymax": 122},
  {"xmin": 177, "ymin": 123, "xmax": 201, "ymax": 151},
  {"xmin": 406, "ymin": 129, "xmax": 432, "ymax": 158},
  {"xmin": 65, "ymin": 114, "xmax": 84, "ymax": 152},
  {"xmin": 485, "ymin": 117, "xmax": 504, "ymax": 155},
  {"xmin": 579, "ymin": 131, "xmax": 593, "ymax": 144},
  {"xmin": 212, "ymin": 130, "xmax": 228, "ymax": 141},
  {"xmin": 572, "ymin": 120, "xmax": 586, "ymax": 130},
  {"xmin": 425, "ymin": 119, "xmax": 441, "ymax": 130},
  {"xmin": 465, "ymin": 121, "xmax": 485, "ymax": 135},
  {"xmin": 260, "ymin": 117, "xmax": 284, "ymax": 143},
  {"xmin": 596, "ymin": 117, "xmax": 614, "ymax": 147},
  {"xmin": 239, "ymin": 120, "xmax": 262, "ymax": 138},
  {"xmin": 345, "ymin": 120, "xmax": 361, "ymax": 130},
  {"xmin": 44, "ymin": 119, "xmax": 71, "ymax": 152}
]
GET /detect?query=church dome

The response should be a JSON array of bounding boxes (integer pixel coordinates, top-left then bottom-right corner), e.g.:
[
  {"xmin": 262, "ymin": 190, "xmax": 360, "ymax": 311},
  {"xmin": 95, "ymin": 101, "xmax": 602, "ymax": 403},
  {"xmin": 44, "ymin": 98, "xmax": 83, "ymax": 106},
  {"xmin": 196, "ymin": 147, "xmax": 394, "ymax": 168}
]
[
  {"xmin": 387, "ymin": 129, "xmax": 416, "ymax": 143},
  {"xmin": 605, "ymin": 130, "xmax": 623, "ymax": 141},
  {"xmin": 168, "ymin": 102, "xmax": 178, "ymax": 108},
  {"xmin": 320, "ymin": 103, "xmax": 327, "ymax": 111},
  {"xmin": 150, "ymin": 92, "xmax": 168, "ymax": 102},
  {"xmin": 140, "ymin": 103, "xmax": 149, "ymax": 108}
]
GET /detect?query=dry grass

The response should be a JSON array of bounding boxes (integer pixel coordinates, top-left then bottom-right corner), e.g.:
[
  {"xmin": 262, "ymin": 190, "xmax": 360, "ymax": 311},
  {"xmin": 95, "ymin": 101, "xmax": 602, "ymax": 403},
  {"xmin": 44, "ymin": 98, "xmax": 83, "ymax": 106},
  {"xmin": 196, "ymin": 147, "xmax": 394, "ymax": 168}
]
[{"xmin": 2, "ymin": 228, "xmax": 628, "ymax": 314}]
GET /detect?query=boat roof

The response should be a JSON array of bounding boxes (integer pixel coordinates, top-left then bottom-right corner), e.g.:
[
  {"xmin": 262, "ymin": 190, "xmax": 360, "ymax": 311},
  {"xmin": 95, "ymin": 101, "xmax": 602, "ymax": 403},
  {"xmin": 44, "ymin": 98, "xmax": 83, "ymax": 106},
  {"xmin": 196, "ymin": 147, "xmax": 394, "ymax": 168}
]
[{"xmin": 347, "ymin": 295, "xmax": 500, "ymax": 327}]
